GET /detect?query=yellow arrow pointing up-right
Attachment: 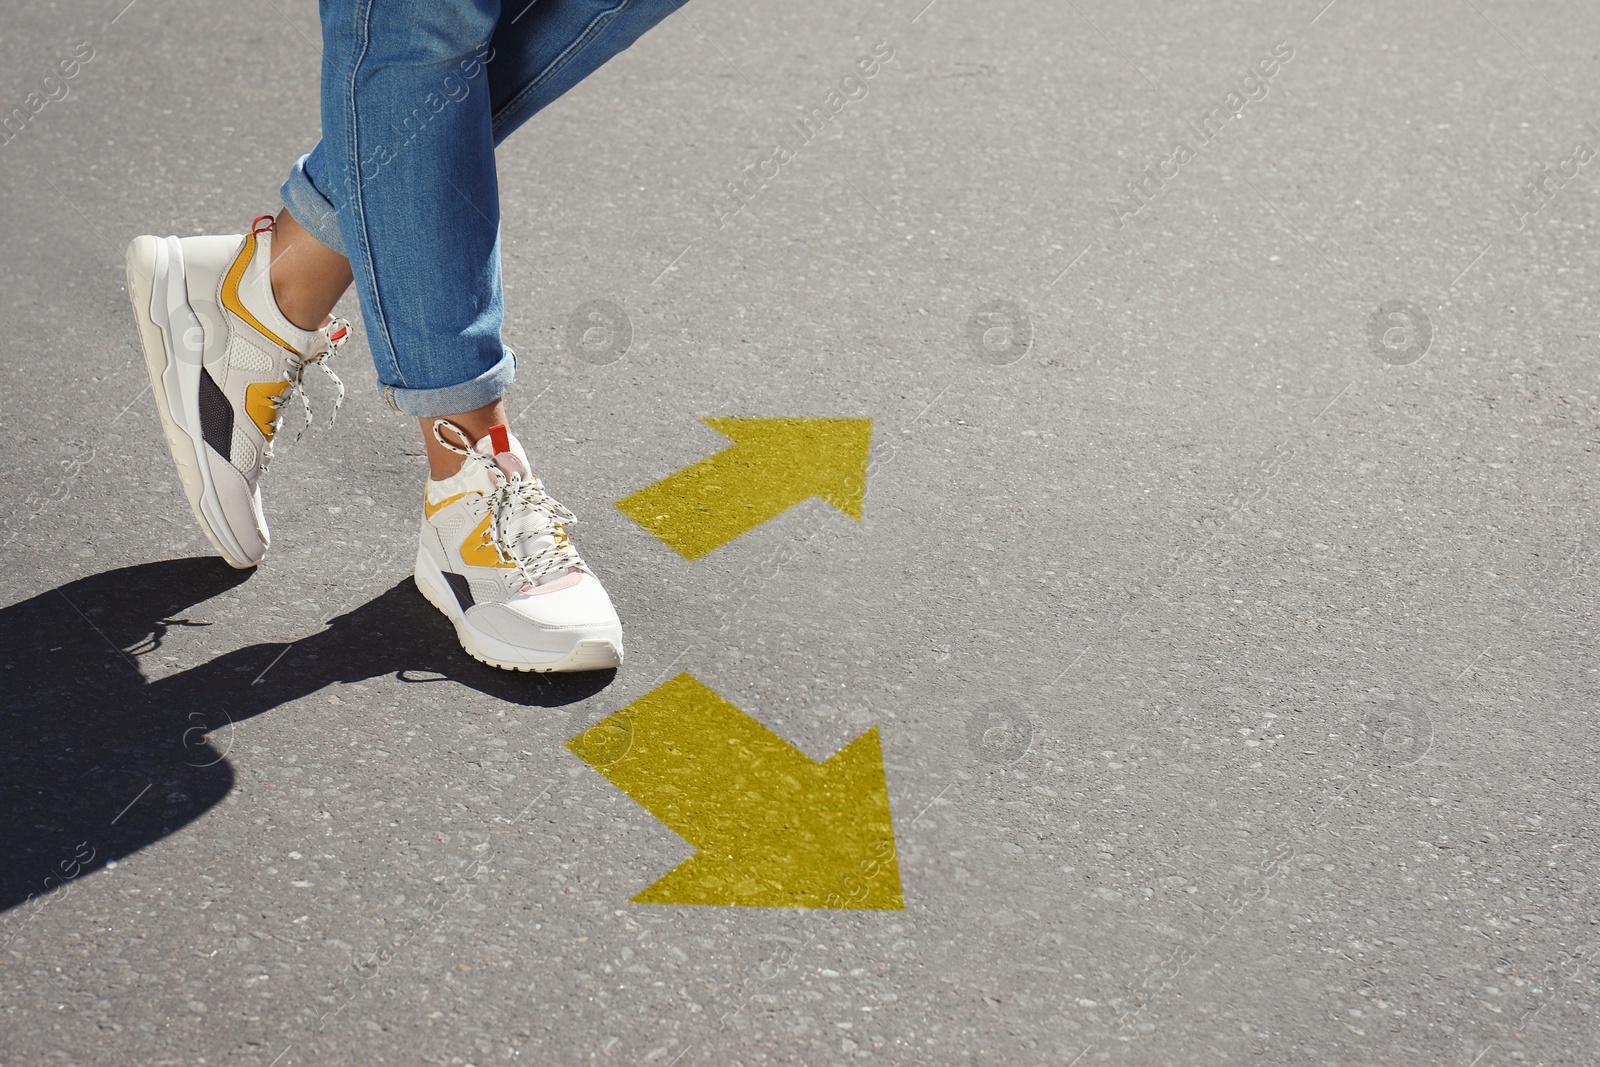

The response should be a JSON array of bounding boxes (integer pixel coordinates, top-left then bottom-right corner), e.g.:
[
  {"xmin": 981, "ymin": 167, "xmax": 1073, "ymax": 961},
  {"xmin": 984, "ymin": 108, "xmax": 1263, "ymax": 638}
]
[
  {"xmin": 567, "ymin": 674, "xmax": 904, "ymax": 910},
  {"xmin": 615, "ymin": 418, "xmax": 872, "ymax": 560}
]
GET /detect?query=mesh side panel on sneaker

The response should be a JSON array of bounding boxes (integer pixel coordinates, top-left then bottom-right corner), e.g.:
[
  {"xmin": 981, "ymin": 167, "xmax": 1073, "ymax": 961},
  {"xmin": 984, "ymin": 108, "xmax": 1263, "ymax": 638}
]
[
  {"xmin": 469, "ymin": 578, "xmax": 502, "ymax": 605},
  {"xmin": 197, "ymin": 368, "xmax": 235, "ymax": 458},
  {"xmin": 227, "ymin": 334, "xmax": 274, "ymax": 373},
  {"xmin": 229, "ymin": 425, "xmax": 256, "ymax": 475}
]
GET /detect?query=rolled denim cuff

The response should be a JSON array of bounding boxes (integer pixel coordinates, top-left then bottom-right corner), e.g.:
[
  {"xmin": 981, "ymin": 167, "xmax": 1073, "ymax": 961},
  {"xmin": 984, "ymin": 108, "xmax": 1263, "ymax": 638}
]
[
  {"xmin": 381, "ymin": 347, "xmax": 517, "ymax": 418},
  {"xmin": 279, "ymin": 153, "xmax": 347, "ymax": 257}
]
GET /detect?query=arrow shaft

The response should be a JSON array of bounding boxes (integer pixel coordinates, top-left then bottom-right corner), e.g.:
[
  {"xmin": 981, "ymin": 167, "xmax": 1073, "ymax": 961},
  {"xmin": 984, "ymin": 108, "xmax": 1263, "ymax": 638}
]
[
  {"xmin": 587, "ymin": 676, "xmax": 820, "ymax": 850},
  {"xmin": 617, "ymin": 447, "xmax": 813, "ymax": 560},
  {"xmin": 614, "ymin": 418, "xmax": 872, "ymax": 560}
]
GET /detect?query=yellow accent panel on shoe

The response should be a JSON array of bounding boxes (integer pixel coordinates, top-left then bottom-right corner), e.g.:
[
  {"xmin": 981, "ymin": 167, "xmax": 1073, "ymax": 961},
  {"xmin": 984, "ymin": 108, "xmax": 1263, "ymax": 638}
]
[
  {"xmin": 461, "ymin": 513, "xmax": 517, "ymax": 569},
  {"xmin": 220, "ymin": 232, "xmax": 298, "ymax": 354},
  {"xmin": 244, "ymin": 380, "xmax": 291, "ymax": 439},
  {"xmin": 424, "ymin": 490, "xmax": 472, "ymax": 519}
]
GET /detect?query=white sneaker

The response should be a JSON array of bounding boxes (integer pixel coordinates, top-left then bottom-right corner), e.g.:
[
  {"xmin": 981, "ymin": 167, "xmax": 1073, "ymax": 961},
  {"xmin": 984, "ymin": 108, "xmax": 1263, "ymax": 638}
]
[
  {"xmin": 414, "ymin": 421, "xmax": 624, "ymax": 672},
  {"xmin": 125, "ymin": 216, "xmax": 348, "ymax": 569}
]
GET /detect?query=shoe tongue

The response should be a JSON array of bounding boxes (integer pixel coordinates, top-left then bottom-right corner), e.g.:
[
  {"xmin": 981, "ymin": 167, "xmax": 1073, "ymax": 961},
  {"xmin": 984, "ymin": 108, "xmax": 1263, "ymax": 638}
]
[
  {"xmin": 473, "ymin": 424, "xmax": 531, "ymax": 481},
  {"xmin": 468, "ymin": 425, "xmax": 577, "ymax": 589}
]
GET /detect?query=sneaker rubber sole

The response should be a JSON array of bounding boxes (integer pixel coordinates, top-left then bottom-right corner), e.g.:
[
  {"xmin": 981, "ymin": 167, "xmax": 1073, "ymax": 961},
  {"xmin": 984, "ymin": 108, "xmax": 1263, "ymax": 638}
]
[
  {"xmin": 414, "ymin": 546, "xmax": 623, "ymax": 673},
  {"xmin": 124, "ymin": 234, "xmax": 257, "ymax": 569}
]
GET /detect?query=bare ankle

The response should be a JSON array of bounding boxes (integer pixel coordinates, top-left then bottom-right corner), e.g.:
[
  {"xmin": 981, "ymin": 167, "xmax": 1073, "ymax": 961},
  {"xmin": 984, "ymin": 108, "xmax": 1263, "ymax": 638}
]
[
  {"xmin": 268, "ymin": 208, "xmax": 353, "ymax": 332},
  {"xmin": 272, "ymin": 284, "xmax": 332, "ymax": 333},
  {"xmin": 421, "ymin": 402, "xmax": 511, "ymax": 480}
]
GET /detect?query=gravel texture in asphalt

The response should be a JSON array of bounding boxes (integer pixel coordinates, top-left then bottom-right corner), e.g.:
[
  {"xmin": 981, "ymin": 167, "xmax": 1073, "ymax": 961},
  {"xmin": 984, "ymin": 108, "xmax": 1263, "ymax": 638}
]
[{"xmin": 2, "ymin": 1, "xmax": 1597, "ymax": 1064}]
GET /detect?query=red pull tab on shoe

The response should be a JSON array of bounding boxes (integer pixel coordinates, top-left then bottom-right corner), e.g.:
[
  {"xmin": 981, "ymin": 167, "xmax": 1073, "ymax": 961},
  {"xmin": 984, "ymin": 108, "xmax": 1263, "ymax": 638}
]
[
  {"xmin": 251, "ymin": 215, "xmax": 276, "ymax": 235},
  {"xmin": 487, "ymin": 424, "xmax": 511, "ymax": 456}
]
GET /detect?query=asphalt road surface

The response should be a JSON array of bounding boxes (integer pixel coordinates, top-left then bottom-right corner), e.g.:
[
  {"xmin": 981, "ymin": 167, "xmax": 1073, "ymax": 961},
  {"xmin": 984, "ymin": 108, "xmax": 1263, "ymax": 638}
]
[{"xmin": 2, "ymin": 1, "xmax": 1598, "ymax": 1064}]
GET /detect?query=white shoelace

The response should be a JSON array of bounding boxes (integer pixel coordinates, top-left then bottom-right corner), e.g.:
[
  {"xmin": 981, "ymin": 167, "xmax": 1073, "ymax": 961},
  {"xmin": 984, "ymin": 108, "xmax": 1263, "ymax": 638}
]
[
  {"xmin": 433, "ymin": 419, "xmax": 585, "ymax": 586},
  {"xmin": 263, "ymin": 317, "xmax": 350, "ymax": 470}
]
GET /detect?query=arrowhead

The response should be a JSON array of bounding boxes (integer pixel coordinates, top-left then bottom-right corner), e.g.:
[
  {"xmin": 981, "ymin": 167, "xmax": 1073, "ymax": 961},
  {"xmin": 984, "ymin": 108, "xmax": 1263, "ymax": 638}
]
[
  {"xmin": 701, "ymin": 418, "xmax": 873, "ymax": 521},
  {"xmin": 567, "ymin": 675, "xmax": 904, "ymax": 910},
  {"xmin": 630, "ymin": 725, "xmax": 903, "ymax": 910}
]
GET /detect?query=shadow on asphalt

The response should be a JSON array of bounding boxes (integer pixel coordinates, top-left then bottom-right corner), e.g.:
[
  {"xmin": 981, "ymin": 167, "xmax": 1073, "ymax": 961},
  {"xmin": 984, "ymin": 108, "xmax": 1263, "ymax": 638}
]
[{"xmin": 0, "ymin": 557, "xmax": 612, "ymax": 918}]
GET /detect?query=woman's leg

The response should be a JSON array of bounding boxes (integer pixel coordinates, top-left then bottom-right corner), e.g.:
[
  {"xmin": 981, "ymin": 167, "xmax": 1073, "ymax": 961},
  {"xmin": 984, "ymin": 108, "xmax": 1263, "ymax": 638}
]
[
  {"xmin": 283, "ymin": 1, "xmax": 507, "ymax": 423},
  {"xmin": 276, "ymin": 0, "xmax": 689, "ymax": 477},
  {"xmin": 262, "ymin": 0, "xmax": 693, "ymax": 670},
  {"xmin": 269, "ymin": 209, "xmax": 353, "ymax": 332}
]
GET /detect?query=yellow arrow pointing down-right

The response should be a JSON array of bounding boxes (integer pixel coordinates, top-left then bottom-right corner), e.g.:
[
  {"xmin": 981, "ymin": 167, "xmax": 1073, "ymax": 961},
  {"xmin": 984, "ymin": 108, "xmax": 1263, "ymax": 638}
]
[
  {"xmin": 615, "ymin": 418, "xmax": 873, "ymax": 560},
  {"xmin": 567, "ymin": 674, "xmax": 904, "ymax": 910}
]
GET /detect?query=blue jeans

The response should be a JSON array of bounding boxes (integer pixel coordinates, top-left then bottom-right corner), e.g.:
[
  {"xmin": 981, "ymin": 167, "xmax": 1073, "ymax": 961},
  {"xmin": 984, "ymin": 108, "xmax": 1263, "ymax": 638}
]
[{"xmin": 280, "ymin": 0, "xmax": 686, "ymax": 417}]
